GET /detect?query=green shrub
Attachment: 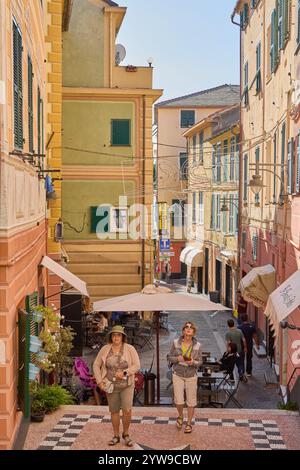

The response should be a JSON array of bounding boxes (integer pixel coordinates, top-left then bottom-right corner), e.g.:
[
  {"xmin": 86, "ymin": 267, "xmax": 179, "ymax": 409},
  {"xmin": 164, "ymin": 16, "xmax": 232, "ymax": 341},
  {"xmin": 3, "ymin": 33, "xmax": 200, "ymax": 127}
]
[
  {"xmin": 33, "ymin": 384, "xmax": 74, "ymax": 413},
  {"xmin": 277, "ymin": 401, "xmax": 299, "ymax": 411}
]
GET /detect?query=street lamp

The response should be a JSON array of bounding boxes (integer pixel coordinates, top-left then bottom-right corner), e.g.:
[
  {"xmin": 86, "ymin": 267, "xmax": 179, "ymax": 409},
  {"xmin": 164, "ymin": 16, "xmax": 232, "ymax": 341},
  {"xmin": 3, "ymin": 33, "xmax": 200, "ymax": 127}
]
[
  {"xmin": 280, "ymin": 320, "xmax": 300, "ymax": 331},
  {"xmin": 220, "ymin": 197, "xmax": 239, "ymax": 212},
  {"xmin": 248, "ymin": 174, "xmax": 264, "ymax": 195},
  {"xmin": 248, "ymin": 163, "xmax": 287, "ymax": 200}
]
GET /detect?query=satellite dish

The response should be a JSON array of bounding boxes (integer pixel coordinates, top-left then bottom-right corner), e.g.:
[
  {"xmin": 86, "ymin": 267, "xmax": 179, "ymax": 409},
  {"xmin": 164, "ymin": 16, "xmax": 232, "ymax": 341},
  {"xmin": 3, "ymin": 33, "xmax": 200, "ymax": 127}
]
[{"xmin": 115, "ymin": 44, "xmax": 126, "ymax": 66}]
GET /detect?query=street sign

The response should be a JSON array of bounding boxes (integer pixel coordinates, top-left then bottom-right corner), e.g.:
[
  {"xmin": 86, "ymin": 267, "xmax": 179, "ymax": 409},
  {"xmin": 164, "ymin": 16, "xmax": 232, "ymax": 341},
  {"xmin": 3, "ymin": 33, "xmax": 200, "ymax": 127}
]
[
  {"xmin": 160, "ymin": 251, "xmax": 175, "ymax": 258},
  {"xmin": 160, "ymin": 239, "xmax": 170, "ymax": 251}
]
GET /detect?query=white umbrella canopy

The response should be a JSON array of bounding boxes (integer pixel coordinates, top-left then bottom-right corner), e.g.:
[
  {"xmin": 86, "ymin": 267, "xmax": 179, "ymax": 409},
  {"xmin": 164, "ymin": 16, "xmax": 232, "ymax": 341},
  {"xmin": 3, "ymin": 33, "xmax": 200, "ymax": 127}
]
[
  {"xmin": 93, "ymin": 284, "xmax": 230, "ymax": 312},
  {"xmin": 93, "ymin": 284, "xmax": 230, "ymax": 404}
]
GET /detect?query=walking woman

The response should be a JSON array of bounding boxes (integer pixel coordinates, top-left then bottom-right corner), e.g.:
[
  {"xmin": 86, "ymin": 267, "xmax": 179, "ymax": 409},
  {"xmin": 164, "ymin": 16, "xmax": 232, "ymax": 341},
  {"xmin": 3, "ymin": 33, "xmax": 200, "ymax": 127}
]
[
  {"xmin": 167, "ymin": 321, "xmax": 202, "ymax": 433},
  {"xmin": 93, "ymin": 325, "xmax": 140, "ymax": 447}
]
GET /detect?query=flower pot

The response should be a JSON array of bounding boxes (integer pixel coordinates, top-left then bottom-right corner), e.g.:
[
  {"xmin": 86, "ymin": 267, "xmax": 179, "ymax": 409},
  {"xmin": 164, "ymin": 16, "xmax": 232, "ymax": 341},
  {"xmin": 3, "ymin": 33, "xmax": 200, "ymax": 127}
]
[
  {"xmin": 29, "ymin": 363, "xmax": 40, "ymax": 381},
  {"xmin": 31, "ymin": 412, "xmax": 45, "ymax": 423}
]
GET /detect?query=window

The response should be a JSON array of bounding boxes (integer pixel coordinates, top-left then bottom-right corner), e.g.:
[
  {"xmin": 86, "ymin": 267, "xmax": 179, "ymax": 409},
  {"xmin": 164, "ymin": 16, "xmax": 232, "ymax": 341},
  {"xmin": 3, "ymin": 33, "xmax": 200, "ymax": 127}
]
[
  {"xmin": 250, "ymin": 0, "xmax": 257, "ymax": 8},
  {"xmin": 111, "ymin": 207, "xmax": 128, "ymax": 233},
  {"xmin": 297, "ymin": 134, "xmax": 300, "ymax": 193},
  {"xmin": 235, "ymin": 136, "xmax": 240, "ymax": 182},
  {"xmin": 111, "ymin": 119, "xmax": 131, "ymax": 146},
  {"xmin": 241, "ymin": 3, "xmax": 249, "ymax": 30},
  {"xmin": 287, "ymin": 138, "xmax": 294, "ymax": 195},
  {"xmin": 216, "ymin": 194, "xmax": 221, "ymax": 231},
  {"xmin": 199, "ymin": 192, "xmax": 204, "ymax": 225},
  {"xmin": 271, "ymin": 9, "xmax": 279, "ymax": 73},
  {"xmin": 216, "ymin": 142, "xmax": 221, "ymax": 182},
  {"xmin": 229, "ymin": 194, "xmax": 234, "ymax": 234},
  {"xmin": 273, "ymin": 133, "xmax": 277, "ymax": 202},
  {"xmin": 13, "ymin": 21, "xmax": 23, "ymax": 149},
  {"xmin": 180, "ymin": 110, "xmax": 195, "ymax": 128},
  {"xmin": 278, "ymin": 0, "xmax": 284, "ymax": 49},
  {"xmin": 28, "ymin": 56, "xmax": 33, "ymax": 153},
  {"xmin": 37, "ymin": 87, "xmax": 44, "ymax": 158},
  {"xmin": 255, "ymin": 147, "xmax": 260, "ymax": 204},
  {"xmin": 192, "ymin": 192, "xmax": 197, "ymax": 224},
  {"xmin": 252, "ymin": 234, "xmax": 258, "ymax": 261},
  {"xmin": 199, "ymin": 131, "xmax": 204, "ymax": 163},
  {"xmin": 243, "ymin": 154, "xmax": 248, "ymax": 202},
  {"xmin": 192, "ymin": 135, "xmax": 197, "ymax": 163},
  {"xmin": 179, "ymin": 152, "xmax": 188, "ymax": 180},
  {"xmin": 256, "ymin": 42, "xmax": 261, "ymax": 92},
  {"xmin": 243, "ymin": 62, "xmax": 249, "ymax": 106},
  {"xmin": 211, "ymin": 194, "xmax": 215, "ymax": 229},
  {"xmin": 91, "ymin": 206, "xmax": 110, "ymax": 233},
  {"xmin": 298, "ymin": 0, "xmax": 300, "ymax": 44},
  {"xmin": 212, "ymin": 144, "xmax": 217, "ymax": 182},
  {"xmin": 172, "ymin": 199, "xmax": 184, "ymax": 227},
  {"xmin": 223, "ymin": 139, "xmax": 228, "ymax": 182},
  {"xmin": 222, "ymin": 196, "xmax": 227, "ymax": 234},
  {"xmin": 230, "ymin": 137, "xmax": 235, "ymax": 181}
]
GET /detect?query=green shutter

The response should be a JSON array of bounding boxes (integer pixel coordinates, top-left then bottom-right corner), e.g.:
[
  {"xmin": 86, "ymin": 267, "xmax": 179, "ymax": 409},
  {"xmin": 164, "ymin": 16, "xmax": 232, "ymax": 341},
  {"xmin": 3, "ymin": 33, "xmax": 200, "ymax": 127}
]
[
  {"xmin": 91, "ymin": 206, "xmax": 110, "ymax": 233},
  {"xmin": 37, "ymin": 87, "xmax": 41, "ymax": 155},
  {"xmin": 287, "ymin": 139, "xmax": 294, "ymax": 195},
  {"xmin": 271, "ymin": 9, "xmax": 279, "ymax": 72},
  {"xmin": 28, "ymin": 56, "xmax": 33, "ymax": 153},
  {"xmin": 255, "ymin": 147, "xmax": 260, "ymax": 204},
  {"xmin": 283, "ymin": 0, "xmax": 290, "ymax": 41},
  {"xmin": 111, "ymin": 119, "xmax": 130, "ymax": 146},
  {"xmin": 297, "ymin": 134, "xmax": 300, "ymax": 193},
  {"xmin": 280, "ymin": 123, "xmax": 286, "ymax": 202},
  {"xmin": 278, "ymin": 0, "xmax": 284, "ymax": 49}
]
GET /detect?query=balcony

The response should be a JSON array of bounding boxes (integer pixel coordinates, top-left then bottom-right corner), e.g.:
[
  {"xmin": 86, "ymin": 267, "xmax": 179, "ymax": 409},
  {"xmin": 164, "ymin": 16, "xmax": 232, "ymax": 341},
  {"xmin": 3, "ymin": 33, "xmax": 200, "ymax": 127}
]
[{"xmin": 112, "ymin": 65, "xmax": 153, "ymax": 89}]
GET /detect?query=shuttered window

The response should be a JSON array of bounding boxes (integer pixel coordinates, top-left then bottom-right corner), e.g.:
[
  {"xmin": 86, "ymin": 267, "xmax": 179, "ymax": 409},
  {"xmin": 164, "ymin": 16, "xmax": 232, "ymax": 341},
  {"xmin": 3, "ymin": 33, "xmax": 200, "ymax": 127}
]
[
  {"xmin": 243, "ymin": 62, "xmax": 249, "ymax": 106},
  {"xmin": 28, "ymin": 56, "xmax": 33, "ymax": 153},
  {"xmin": 235, "ymin": 136, "xmax": 240, "ymax": 182},
  {"xmin": 199, "ymin": 131, "xmax": 204, "ymax": 163},
  {"xmin": 216, "ymin": 194, "xmax": 221, "ymax": 231},
  {"xmin": 229, "ymin": 194, "xmax": 234, "ymax": 234},
  {"xmin": 271, "ymin": 9, "xmax": 278, "ymax": 73},
  {"xmin": 230, "ymin": 137, "xmax": 235, "ymax": 181},
  {"xmin": 111, "ymin": 119, "xmax": 131, "ymax": 146},
  {"xmin": 13, "ymin": 21, "xmax": 23, "ymax": 149},
  {"xmin": 212, "ymin": 145, "xmax": 217, "ymax": 182},
  {"xmin": 216, "ymin": 143, "xmax": 222, "ymax": 182},
  {"xmin": 199, "ymin": 192, "xmax": 204, "ymax": 225},
  {"xmin": 243, "ymin": 154, "xmax": 248, "ymax": 201},
  {"xmin": 255, "ymin": 147, "xmax": 260, "ymax": 204},
  {"xmin": 256, "ymin": 42, "xmax": 261, "ymax": 93},
  {"xmin": 90, "ymin": 206, "xmax": 110, "ymax": 233},
  {"xmin": 181, "ymin": 110, "xmax": 195, "ymax": 128},
  {"xmin": 278, "ymin": 0, "xmax": 284, "ymax": 49},
  {"xmin": 280, "ymin": 122, "xmax": 286, "ymax": 202},
  {"xmin": 211, "ymin": 194, "xmax": 215, "ymax": 229},
  {"xmin": 223, "ymin": 139, "xmax": 228, "ymax": 182},
  {"xmin": 287, "ymin": 139, "xmax": 294, "ymax": 195}
]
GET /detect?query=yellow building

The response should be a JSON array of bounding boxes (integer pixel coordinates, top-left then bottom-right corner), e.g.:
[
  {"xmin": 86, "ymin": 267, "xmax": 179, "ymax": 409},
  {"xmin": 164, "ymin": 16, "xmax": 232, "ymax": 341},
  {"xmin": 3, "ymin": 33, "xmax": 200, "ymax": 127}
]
[
  {"xmin": 61, "ymin": 0, "xmax": 162, "ymax": 302},
  {"xmin": 232, "ymin": 0, "xmax": 300, "ymax": 401},
  {"xmin": 183, "ymin": 105, "xmax": 240, "ymax": 307}
]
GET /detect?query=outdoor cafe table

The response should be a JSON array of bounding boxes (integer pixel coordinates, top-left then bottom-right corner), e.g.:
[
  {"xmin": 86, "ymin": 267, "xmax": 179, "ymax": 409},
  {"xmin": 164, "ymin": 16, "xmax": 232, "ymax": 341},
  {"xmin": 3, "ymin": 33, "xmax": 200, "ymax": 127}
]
[{"xmin": 197, "ymin": 371, "xmax": 227, "ymax": 407}]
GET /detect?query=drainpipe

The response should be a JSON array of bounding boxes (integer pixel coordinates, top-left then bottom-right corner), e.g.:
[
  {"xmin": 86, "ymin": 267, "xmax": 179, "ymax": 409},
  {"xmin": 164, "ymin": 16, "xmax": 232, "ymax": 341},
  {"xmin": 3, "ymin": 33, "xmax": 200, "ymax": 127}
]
[
  {"xmin": 142, "ymin": 95, "xmax": 146, "ymax": 288},
  {"xmin": 231, "ymin": 11, "xmax": 242, "ymax": 293}
]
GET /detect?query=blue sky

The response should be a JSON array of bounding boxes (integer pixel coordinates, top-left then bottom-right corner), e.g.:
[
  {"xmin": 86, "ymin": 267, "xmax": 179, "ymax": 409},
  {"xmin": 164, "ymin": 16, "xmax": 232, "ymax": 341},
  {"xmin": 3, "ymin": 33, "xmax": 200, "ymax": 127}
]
[{"xmin": 117, "ymin": 0, "xmax": 240, "ymax": 102}]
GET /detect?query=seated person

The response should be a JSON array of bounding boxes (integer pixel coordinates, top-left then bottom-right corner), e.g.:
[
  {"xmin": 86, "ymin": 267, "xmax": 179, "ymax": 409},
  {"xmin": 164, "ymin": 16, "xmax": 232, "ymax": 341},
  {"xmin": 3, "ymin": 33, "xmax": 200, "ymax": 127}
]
[{"xmin": 218, "ymin": 342, "xmax": 238, "ymax": 381}]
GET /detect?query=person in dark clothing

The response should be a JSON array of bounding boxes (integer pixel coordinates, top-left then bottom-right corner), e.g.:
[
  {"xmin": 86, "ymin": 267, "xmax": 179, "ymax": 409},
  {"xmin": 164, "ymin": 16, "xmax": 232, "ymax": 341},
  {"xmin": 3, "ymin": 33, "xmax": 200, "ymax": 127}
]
[
  {"xmin": 236, "ymin": 292, "xmax": 248, "ymax": 326},
  {"xmin": 219, "ymin": 342, "xmax": 238, "ymax": 381},
  {"xmin": 238, "ymin": 314, "xmax": 260, "ymax": 376}
]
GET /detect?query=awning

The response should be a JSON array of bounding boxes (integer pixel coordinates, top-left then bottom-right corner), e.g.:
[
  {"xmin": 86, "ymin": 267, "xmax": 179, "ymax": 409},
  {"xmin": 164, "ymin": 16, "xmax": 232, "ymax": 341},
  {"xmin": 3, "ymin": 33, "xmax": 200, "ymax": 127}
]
[
  {"xmin": 180, "ymin": 246, "xmax": 195, "ymax": 263},
  {"xmin": 185, "ymin": 248, "xmax": 203, "ymax": 267},
  {"xmin": 239, "ymin": 264, "xmax": 276, "ymax": 308},
  {"xmin": 264, "ymin": 269, "xmax": 300, "ymax": 338},
  {"xmin": 41, "ymin": 256, "xmax": 89, "ymax": 297}
]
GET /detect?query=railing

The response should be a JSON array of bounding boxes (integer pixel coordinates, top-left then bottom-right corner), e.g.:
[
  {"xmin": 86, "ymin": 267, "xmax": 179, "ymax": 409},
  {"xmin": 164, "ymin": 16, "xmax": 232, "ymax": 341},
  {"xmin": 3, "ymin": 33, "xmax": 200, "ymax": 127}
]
[{"xmin": 286, "ymin": 366, "xmax": 300, "ymax": 402}]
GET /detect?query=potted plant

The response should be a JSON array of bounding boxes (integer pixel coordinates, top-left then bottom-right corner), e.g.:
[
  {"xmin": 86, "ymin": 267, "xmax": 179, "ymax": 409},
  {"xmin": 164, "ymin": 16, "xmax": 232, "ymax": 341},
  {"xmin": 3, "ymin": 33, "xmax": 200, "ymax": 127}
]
[{"xmin": 31, "ymin": 398, "xmax": 46, "ymax": 422}]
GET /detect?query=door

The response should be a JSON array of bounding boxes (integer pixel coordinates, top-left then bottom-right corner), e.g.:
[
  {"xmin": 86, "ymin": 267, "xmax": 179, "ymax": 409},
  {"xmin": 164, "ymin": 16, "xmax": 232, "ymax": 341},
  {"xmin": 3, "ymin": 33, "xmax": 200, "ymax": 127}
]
[
  {"xmin": 215, "ymin": 260, "xmax": 222, "ymax": 294},
  {"xmin": 204, "ymin": 248, "xmax": 209, "ymax": 294},
  {"xmin": 265, "ymin": 318, "xmax": 275, "ymax": 367},
  {"xmin": 225, "ymin": 264, "xmax": 232, "ymax": 307}
]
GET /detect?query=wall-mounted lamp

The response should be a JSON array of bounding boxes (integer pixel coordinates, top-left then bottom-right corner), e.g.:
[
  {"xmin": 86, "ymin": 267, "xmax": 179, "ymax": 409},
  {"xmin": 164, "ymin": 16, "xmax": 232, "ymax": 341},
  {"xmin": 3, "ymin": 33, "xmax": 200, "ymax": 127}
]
[
  {"xmin": 147, "ymin": 57, "xmax": 154, "ymax": 68},
  {"xmin": 248, "ymin": 174, "xmax": 264, "ymax": 195}
]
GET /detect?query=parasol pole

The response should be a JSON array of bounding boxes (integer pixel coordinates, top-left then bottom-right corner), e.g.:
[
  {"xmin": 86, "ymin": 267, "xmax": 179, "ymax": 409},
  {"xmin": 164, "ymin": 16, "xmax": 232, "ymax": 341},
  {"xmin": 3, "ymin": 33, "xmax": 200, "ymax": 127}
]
[{"xmin": 156, "ymin": 311, "xmax": 160, "ymax": 403}]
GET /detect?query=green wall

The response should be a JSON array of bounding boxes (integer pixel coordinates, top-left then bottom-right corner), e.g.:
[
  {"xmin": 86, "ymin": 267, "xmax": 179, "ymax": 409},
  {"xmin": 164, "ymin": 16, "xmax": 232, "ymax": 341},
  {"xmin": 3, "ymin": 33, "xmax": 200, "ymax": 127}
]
[
  {"xmin": 62, "ymin": 101, "xmax": 135, "ymax": 166},
  {"xmin": 62, "ymin": 0, "xmax": 105, "ymax": 87},
  {"xmin": 62, "ymin": 180, "xmax": 136, "ymax": 240}
]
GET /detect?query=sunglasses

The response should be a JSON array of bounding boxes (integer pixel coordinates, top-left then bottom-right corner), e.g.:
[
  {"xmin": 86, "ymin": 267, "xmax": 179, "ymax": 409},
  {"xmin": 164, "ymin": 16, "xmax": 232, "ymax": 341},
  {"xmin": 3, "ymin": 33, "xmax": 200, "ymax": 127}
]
[{"xmin": 184, "ymin": 324, "xmax": 193, "ymax": 329}]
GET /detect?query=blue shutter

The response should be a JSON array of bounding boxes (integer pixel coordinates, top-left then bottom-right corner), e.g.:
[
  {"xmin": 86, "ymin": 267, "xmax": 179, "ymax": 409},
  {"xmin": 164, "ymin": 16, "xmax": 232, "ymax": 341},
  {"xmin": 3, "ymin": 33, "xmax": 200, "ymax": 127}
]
[{"xmin": 297, "ymin": 134, "xmax": 300, "ymax": 193}]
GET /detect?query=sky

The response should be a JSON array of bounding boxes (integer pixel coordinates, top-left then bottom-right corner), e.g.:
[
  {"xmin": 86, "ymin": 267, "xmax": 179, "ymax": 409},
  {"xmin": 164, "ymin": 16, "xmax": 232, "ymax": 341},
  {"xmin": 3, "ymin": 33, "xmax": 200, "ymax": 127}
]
[{"xmin": 117, "ymin": 0, "xmax": 240, "ymax": 103}]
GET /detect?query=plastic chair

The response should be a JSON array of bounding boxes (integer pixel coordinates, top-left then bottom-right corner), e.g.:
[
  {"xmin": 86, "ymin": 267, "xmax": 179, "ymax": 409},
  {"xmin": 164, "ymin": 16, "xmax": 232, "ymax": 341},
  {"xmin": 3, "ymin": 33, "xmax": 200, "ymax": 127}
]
[
  {"xmin": 74, "ymin": 357, "xmax": 103, "ymax": 405},
  {"xmin": 134, "ymin": 371, "xmax": 144, "ymax": 405}
]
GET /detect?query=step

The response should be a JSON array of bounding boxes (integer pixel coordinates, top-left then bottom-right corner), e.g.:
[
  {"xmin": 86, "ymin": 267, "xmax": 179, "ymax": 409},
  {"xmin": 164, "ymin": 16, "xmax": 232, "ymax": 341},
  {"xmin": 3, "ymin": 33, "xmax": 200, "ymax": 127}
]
[{"xmin": 264, "ymin": 369, "xmax": 279, "ymax": 388}]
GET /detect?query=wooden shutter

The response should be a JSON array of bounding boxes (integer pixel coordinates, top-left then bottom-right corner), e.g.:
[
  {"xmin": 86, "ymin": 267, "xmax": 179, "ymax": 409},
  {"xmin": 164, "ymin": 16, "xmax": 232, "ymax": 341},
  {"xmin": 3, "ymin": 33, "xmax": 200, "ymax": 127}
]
[
  {"xmin": 278, "ymin": 0, "xmax": 284, "ymax": 49},
  {"xmin": 90, "ymin": 206, "xmax": 110, "ymax": 233},
  {"xmin": 271, "ymin": 9, "xmax": 278, "ymax": 73},
  {"xmin": 111, "ymin": 119, "xmax": 131, "ymax": 145},
  {"xmin": 13, "ymin": 21, "xmax": 23, "ymax": 149},
  {"xmin": 28, "ymin": 56, "xmax": 33, "ymax": 153}
]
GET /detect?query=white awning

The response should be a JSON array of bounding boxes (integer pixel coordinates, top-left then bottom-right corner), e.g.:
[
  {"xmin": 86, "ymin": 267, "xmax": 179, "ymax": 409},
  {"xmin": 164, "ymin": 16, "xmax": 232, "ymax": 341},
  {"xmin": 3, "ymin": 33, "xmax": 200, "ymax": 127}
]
[
  {"xmin": 220, "ymin": 250, "xmax": 237, "ymax": 262},
  {"xmin": 185, "ymin": 248, "xmax": 203, "ymax": 267},
  {"xmin": 180, "ymin": 246, "xmax": 195, "ymax": 263},
  {"xmin": 239, "ymin": 264, "xmax": 276, "ymax": 308},
  {"xmin": 41, "ymin": 256, "xmax": 89, "ymax": 297},
  {"xmin": 264, "ymin": 269, "xmax": 300, "ymax": 339}
]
